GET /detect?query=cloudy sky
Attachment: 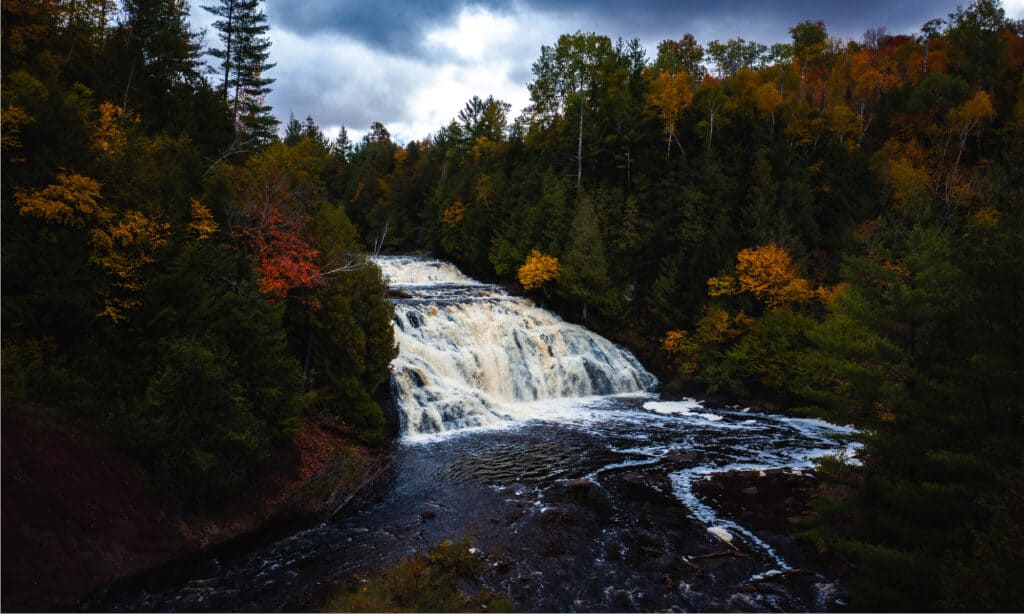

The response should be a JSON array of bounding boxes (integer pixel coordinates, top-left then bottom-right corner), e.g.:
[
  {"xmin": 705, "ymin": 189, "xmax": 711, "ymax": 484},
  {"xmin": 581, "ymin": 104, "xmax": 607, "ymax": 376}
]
[{"xmin": 189, "ymin": 0, "xmax": 1024, "ymax": 144}]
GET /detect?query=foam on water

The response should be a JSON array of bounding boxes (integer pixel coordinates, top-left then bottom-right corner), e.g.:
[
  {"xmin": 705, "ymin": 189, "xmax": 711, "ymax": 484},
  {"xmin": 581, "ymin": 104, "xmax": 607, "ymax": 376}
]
[
  {"xmin": 377, "ymin": 255, "xmax": 860, "ymax": 583},
  {"xmin": 376, "ymin": 255, "xmax": 480, "ymax": 286},
  {"xmin": 644, "ymin": 399, "xmax": 724, "ymax": 421},
  {"xmin": 376, "ymin": 256, "xmax": 657, "ymax": 436}
]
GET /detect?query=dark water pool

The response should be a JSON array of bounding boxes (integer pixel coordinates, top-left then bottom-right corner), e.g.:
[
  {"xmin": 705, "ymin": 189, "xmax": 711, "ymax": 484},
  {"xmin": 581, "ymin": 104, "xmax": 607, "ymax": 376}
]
[{"xmin": 82, "ymin": 394, "xmax": 857, "ymax": 612}]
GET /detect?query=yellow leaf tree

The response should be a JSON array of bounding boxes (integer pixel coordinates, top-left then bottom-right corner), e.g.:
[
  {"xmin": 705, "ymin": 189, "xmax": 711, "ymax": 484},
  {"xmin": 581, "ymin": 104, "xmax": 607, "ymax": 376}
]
[
  {"xmin": 89, "ymin": 210, "xmax": 169, "ymax": 321},
  {"xmin": 15, "ymin": 171, "xmax": 108, "ymax": 227},
  {"xmin": 517, "ymin": 249, "xmax": 560, "ymax": 291},
  {"xmin": 92, "ymin": 101, "xmax": 140, "ymax": 158},
  {"xmin": 16, "ymin": 171, "xmax": 167, "ymax": 321},
  {"xmin": 709, "ymin": 243, "xmax": 814, "ymax": 308},
  {"xmin": 944, "ymin": 90, "xmax": 996, "ymax": 208},
  {"xmin": 648, "ymin": 71, "xmax": 694, "ymax": 155},
  {"xmin": 187, "ymin": 198, "xmax": 219, "ymax": 240}
]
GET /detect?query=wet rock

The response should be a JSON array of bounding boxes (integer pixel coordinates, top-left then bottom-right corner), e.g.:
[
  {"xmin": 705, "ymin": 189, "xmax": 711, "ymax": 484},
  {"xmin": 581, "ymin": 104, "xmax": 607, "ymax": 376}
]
[
  {"xmin": 455, "ymin": 576, "xmax": 481, "ymax": 596},
  {"xmin": 491, "ymin": 557, "xmax": 514, "ymax": 575},
  {"xmin": 539, "ymin": 505, "xmax": 576, "ymax": 525},
  {"xmin": 751, "ymin": 400, "xmax": 781, "ymax": 413},
  {"xmin": 553, "ymin": 477, "xmax": 612, "ymax": 512},
  {"xmin": 621, "ymin": 472, "xmax": 645, "ymax": 486},
  {"xmin": 618, "ymin": 472, "xmax": 673, "ymax": 500},
  {"xmin": 691, "ymin": 466, "xmax": 826, "ymax": 582},
  {"xmin": 621, "ymin": 527, "xmax": 663, "ymax": 551},
  {"xmin": 504, "ymin": 507, "xmax": 525, "ymax": 525},
  {"xmin": 665, "ymin": 449, "xmax": 700, "ymax": 463}
]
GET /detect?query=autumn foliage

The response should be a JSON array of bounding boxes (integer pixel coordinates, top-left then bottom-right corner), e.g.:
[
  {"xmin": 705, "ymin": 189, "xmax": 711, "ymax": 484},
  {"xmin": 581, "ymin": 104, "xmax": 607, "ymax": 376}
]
[
  {"xmin": 648, "ymin": 71, "xmax": 694, "ymax": 142},
  {"xmin": 441, "ymin": 199, "xmax": 466, "ymax": 227},
  {"xmin": 517, "ymin": 250, "xmax": 560, "ymax": 290},
  {"xmin": 709, "ymin": 243, "xmax": 815, "ymax": 308},
  {"xmin": 239, "ymin": 203, "xmax": 322, "ymax": 301},
  {"xmin": 15, "ymin": 172, "xmax": 107, "ymax": 227},
  {"xmin": 187, "ymin": 199, "xmax": 219, "ymax": 240},
  {"xmin": 16, "ymin": 172, "xmax": 169, "ymax": 321}
]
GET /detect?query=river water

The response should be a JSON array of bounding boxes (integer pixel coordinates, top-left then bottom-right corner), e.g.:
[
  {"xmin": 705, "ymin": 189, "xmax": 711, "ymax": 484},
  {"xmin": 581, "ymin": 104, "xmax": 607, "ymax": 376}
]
[{"xmin": 83, "ymin": 256, "xmax": 857, "ymax": 612}]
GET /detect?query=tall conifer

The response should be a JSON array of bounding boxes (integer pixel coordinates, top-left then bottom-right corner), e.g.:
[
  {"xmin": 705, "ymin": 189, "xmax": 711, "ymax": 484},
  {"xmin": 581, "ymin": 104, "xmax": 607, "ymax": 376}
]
[{"xmin": 203, "ymin": 0, "xmax": 277, "ymax": 146}]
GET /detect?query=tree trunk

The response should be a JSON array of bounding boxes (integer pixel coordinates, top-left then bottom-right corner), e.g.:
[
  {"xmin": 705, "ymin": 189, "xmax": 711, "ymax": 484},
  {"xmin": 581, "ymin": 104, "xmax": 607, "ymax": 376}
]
[
  {"xmin": 577, "ymin": 92, "xmax": 584, "ymax": 190},
  {"xmin": 223, "ymin": 1, "xmax": 234, "ymax": 103}
]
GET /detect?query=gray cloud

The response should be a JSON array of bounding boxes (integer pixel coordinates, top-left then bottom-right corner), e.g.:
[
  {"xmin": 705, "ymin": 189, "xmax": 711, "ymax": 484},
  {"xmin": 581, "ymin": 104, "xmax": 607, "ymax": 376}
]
[
  {"xmin": 226, "ymin": 0, "xmax": 989, "ymax": 143},
  {"xmin": 267, "ymin": 0, "xmax": 514, "ymax": 54},
  {"xmin": 268, "ymin": 0, "xmax": 965, "ymax": 58},
  {"xmin": 519, "ymin": 0, "xmax": 963, "ymax": 44}
]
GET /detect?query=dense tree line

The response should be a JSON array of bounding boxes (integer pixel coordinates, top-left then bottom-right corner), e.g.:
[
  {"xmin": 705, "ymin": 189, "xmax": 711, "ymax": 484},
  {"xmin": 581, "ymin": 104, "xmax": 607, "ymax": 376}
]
[
  {"xmin": 3, "ymin": 0, "xmax": 1021, "ymax": 608},
  {"xmin": 331, "ymin": 1, "xmax": 1022, "ymax": 609},
  {"xmin": 2, "ymin": 0, "xmax": 395, "ymax": 506}
]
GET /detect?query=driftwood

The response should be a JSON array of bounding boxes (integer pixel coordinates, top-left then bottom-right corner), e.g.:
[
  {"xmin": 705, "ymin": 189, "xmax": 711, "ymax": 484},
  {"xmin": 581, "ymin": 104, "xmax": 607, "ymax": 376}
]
[
  {"xmin": 325, "ymin": 461, "xmax": 392, "ymax": 521},
  {"xmin": 680, "ymin": 556, "xmax": 704, "ymax": 574},
  {"xmin": 691, "ymin": 549, "xmax": 750, "ymax": 560}
]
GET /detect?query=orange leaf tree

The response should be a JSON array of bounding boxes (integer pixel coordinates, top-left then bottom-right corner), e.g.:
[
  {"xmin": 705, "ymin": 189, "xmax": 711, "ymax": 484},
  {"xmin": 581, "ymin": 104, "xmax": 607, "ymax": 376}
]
[
  {"xmin": 222, "ymin": 142, "xmax": 326, "ymax": 303},
  {"xmin": 238, "ymin": 203, "xmax": 321, "ymax": 301}
]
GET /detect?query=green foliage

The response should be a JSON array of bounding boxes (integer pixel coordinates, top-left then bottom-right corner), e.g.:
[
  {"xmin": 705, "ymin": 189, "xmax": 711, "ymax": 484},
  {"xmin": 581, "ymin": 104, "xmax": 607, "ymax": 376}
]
[
  {"xmin": 558, "ymin": 190, "xmax": 617, "ymax": 321},
  {"xmin": 1, "ymin": 7, "xmax": 397, "ymax": 511},
  {"xmin": 326, "ymin": 539, "xmax": 514, "ymax": 613},
  {"xmin": 296, "ymin": 263, "xmax": 397, "ymax": 445},
  {"xmin": 136, "ymin": 336, "xmax": 267, "ymax": 505},
  {"xmin": 204, "ymin": 0, "xmax": 279, "ymax": 145}
]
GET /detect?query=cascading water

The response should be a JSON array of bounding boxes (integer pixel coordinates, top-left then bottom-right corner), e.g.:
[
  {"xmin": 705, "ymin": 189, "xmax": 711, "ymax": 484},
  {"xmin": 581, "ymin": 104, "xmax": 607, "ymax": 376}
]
[
  {"xmin": 375, "ymin": 256, "xmax": 657, "ymax": 435},
  {"xmin": 83, "ymin": 256, "xmax": 859, "ymax": 613}
]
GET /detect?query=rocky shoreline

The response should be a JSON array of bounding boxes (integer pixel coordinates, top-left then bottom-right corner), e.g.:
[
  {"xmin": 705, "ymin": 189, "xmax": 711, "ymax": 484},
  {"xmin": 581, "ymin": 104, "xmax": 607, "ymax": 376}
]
[{"xmin": 3, "ymin": 397, "xmax": 846, "ymax": 612}]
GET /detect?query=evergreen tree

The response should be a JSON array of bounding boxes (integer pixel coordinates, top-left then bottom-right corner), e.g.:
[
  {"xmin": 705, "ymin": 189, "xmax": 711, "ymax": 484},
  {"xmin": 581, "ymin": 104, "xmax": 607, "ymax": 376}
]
[
  {"xmin": 120, "ymin": 0, "xmax": 204, "ymax": 123},
  {"xmin": 559, "ymin": 190, "xmax": 614, "ymax": 321},
  {"xmin": 203, "ymin": 0, "xmax": 278, "ymax": 145}
]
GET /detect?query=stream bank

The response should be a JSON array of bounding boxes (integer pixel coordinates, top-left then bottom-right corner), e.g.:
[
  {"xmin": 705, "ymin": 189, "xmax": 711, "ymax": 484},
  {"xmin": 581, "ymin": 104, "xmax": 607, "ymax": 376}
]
[{"xmin": 0, "ymin": 403, "xmax": 388, "ymax": 611}]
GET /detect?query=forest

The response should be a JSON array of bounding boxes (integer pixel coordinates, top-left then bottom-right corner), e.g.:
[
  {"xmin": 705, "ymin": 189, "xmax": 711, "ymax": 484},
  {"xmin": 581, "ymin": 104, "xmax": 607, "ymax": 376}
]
[{"xmin": 2, "ymin": 0, "xmax": 1022, "ymax": 610}]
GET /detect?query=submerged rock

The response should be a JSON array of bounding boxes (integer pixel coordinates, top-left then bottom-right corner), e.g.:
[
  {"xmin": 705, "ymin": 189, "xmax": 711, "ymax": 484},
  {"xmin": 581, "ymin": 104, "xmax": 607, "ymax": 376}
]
[{"xmin": 707, "ymin": 526, "xmax": 734, "ymax": 544}]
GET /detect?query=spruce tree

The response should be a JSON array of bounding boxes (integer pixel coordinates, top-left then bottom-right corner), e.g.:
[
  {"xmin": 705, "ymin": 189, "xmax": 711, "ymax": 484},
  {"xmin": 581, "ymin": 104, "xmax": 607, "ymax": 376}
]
[
  {"xmin": 203, "ymin": 0, "xmax": 278, "ymax": 146},
  {"xmin": 121, "ymin": 0, "xmax": 204, "ymax": 123}
]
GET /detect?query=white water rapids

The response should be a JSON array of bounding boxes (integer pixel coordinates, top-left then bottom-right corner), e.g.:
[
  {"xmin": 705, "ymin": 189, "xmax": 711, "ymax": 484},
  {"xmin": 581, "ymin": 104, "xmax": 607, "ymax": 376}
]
[
  {"xmin": 376, "ymin": 256, "xmax": 658, "ymax": 435},
  {"xmin": 375, "ymin": 255, "xmax": 859, "ymax": 581},
  {"xmin": 85, "ymin": 256, "xmax": 860, "ymax": 612}
]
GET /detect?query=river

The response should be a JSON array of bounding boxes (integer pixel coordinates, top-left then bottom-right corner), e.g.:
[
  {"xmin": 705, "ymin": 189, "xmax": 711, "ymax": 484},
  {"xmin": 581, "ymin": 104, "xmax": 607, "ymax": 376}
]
[{"xmin": 83, "ymin": 256, "xmax": 857, "ymax": 612}]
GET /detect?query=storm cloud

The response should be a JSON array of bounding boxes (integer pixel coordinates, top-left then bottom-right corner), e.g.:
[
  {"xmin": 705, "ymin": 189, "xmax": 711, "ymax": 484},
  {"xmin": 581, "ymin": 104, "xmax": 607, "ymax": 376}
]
[{"xmin": 189, "ymin": 0, "xmax": 1023, "ymax": 143}]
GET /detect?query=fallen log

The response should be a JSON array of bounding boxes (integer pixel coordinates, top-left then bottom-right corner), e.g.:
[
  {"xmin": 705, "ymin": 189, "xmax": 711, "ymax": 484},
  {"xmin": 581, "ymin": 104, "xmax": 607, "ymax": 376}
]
[{"xmin": 325, "ymin": 461, "xmax": 392, "ymax": 521}]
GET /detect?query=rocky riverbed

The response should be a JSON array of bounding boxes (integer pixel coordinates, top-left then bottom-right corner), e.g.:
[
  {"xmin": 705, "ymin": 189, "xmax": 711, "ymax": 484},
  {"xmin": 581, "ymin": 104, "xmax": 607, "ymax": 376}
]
[{"xmin": 80, "ymin": 395, "xmax": 856, "ymax": 612}]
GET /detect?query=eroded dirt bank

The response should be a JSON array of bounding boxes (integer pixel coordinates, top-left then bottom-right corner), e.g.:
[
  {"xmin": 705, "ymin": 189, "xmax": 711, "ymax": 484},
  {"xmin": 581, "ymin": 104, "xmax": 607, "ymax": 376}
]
[{"xmin": 1, "ymin": 404, "xmax": 383, "ymax": 611}]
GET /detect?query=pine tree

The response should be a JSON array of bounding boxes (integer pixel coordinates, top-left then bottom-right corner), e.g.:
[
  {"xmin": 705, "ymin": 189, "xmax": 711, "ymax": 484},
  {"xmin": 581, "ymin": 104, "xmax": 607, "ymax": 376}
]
[
  {"xmin": 121, "ymin": 0, "xmax": 204, "ymax": 121},
  {"xmin": 203, "ymin": 0, "xmax": 277, "ymax": 146}
]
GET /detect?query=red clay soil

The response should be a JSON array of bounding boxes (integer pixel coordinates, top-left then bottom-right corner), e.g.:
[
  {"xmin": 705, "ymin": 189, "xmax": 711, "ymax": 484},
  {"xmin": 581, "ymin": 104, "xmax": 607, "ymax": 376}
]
[{"xmin": 1, "ymin": 405, "xmax": 370, "ymax": 612}]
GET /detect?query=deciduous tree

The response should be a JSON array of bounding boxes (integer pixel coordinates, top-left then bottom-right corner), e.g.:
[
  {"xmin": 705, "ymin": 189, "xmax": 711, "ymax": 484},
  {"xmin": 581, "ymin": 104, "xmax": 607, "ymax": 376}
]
[{"xmin": 517, "ymin": 249, "xmax": 560, "ymax": 290}]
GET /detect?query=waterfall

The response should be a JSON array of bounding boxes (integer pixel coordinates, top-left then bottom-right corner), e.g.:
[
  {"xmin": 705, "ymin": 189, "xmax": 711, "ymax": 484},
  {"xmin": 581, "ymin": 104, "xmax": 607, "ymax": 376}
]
[{"xmin": 376, "ymin": 256, "xmax": 658, "ymax": 435}]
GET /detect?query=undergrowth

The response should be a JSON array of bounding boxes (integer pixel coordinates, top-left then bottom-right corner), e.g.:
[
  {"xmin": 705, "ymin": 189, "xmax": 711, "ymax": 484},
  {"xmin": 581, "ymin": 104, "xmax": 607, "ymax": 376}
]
[{"xmin": 325, "ymin": 539, "xmax": 514, "ymax": 612}]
